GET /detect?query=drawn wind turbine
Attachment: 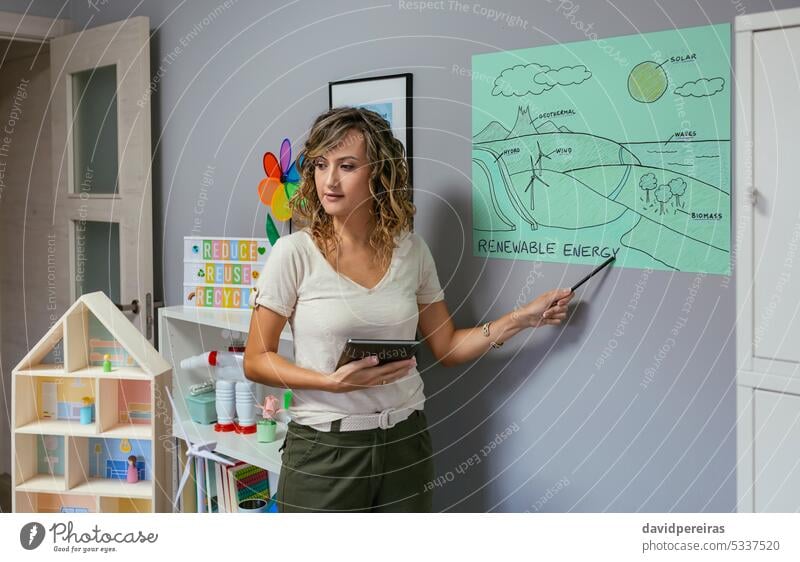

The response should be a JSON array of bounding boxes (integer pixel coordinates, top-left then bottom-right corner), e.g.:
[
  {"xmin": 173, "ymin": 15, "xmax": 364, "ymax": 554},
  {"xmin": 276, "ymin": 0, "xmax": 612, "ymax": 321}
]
[{"xmin": 524, "ymin": 141, "xmax": 551, "ymax": 211}]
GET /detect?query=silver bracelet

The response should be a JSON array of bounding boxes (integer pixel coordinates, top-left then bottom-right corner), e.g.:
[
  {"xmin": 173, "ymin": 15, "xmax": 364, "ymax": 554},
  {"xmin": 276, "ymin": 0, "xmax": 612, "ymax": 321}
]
[{"xmin": 482, "ymin": 321, "xmax": 504, "ymax": 349}]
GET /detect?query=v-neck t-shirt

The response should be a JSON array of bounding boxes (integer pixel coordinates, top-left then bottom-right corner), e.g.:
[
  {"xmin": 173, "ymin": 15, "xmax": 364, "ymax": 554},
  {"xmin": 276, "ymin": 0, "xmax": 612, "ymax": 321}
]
[{"xmin": 249, "ymin": 227, "xmax": 445, "ymax": 429}]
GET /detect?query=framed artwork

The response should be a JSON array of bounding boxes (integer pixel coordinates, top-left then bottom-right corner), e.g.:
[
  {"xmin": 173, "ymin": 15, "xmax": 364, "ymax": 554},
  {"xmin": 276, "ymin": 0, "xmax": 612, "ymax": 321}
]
[{"xmin": 329, "ymin": 73, "xmax": 414, "ymax": 189}]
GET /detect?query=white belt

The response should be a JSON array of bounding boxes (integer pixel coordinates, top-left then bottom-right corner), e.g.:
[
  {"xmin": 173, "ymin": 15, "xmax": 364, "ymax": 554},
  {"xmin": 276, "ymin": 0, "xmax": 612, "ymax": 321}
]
[{"xmin": 309, "ymin": 407, "xmax": 417, "ymax": 432}]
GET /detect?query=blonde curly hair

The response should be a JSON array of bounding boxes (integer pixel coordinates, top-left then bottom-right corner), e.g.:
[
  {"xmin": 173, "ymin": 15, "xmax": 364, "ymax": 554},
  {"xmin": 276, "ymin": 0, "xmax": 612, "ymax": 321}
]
[{"xmin": 289, "ymin": 106, "xmax": 415, "ymax": 269}]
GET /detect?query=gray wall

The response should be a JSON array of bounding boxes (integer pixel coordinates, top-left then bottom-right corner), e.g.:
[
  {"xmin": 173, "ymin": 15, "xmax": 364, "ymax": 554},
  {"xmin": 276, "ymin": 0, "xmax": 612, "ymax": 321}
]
[
  {"xmin": 2, "ymin": 0, "xmax": 68, "ymax": 18},
  {"xmin": 56, "ymin": 0, "xmax": 800, "ymax": 511}
]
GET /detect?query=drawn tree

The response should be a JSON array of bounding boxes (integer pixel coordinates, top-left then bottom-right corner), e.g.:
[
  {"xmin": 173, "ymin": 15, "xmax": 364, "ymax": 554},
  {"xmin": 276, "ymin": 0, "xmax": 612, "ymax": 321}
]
[
  {"xmin": 668, "ymin": 177, "xmax": 687, "ymax": 208},
  {"xmin": 655, "ymin": 184, "xmax": 673, "ymax": 215},
  {"xmin": 639, "ymin": 173, "xmax": 658, "ymax": 204}
]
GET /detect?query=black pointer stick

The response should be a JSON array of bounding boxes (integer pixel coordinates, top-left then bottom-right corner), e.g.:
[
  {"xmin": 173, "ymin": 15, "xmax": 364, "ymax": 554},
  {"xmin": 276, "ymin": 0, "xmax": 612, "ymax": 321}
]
[
  {"xmin": 571, "ymin": 255, "xmax": 616, "ymax": 293},
  {"xmin": 547, "ymin": 256, "xmax": 616, "ymax": 309}
]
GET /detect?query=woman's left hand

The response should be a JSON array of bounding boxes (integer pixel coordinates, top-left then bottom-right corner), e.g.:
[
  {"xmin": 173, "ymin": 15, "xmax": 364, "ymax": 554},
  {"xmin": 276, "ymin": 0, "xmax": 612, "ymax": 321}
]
[{"xmin": 514, "ymin": 288, "xmax": 574, "ymax": 328}]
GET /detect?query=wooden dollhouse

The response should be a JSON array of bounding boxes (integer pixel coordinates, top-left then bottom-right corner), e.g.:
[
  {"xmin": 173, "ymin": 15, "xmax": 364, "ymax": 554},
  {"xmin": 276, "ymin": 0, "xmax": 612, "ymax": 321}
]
[{"xmin": 11, "ymin": 291, "xmax": 173, "ymax": 513}]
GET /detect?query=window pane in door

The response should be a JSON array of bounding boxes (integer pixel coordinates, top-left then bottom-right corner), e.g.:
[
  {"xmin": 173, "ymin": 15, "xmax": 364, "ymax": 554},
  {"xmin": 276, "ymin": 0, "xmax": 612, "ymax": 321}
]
[
  {"xmin": 71, "ymin": 65, "xmax": 118, "ymax": 194},
  {"xmin": 74, "ymin": 220, "xmax": 120, "ymax": 303}
]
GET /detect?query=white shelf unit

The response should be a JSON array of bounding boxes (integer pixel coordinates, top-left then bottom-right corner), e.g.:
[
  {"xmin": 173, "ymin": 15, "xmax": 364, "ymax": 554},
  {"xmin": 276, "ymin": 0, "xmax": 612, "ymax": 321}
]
[
  {"xmin": 12, "ymin": 292, "xmax": 173, "ymax": 513},
  {"xmin": 735, "ymin": 7, "xmax": 800, "ymax": 512},
  {"xmin": 158, "ymin": 305, "xmax": 293, "ymax": 511}
]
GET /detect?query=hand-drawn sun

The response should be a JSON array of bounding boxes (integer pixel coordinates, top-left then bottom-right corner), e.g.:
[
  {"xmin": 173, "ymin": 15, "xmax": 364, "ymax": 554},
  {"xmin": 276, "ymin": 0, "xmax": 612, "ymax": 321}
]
[{"xmin": 628, "ymin": 61, "xmax": 668, "ymax": 103}]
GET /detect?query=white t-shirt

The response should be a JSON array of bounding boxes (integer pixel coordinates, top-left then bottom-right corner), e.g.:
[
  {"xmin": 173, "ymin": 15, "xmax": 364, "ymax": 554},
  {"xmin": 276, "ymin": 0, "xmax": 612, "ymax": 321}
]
[{"xmin": 249, "ymin": 227, "xmax": 445, "ymax": 428}]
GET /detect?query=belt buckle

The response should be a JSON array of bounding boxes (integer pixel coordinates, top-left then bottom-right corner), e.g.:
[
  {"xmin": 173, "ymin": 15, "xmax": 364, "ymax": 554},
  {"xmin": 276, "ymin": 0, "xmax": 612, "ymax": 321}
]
[{"xmin": 377, "ymin": 408, "xmax": 397, "ymax": 429}]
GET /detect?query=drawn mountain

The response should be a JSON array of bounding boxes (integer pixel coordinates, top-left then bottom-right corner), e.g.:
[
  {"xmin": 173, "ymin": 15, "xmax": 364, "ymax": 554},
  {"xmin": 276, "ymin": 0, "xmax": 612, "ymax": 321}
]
[
  {"xmin": 473, "ymin": 121, "xmax": 510, "ymax": 143},
  {"xmin": 535, "ymin": 120, "xmax": 567, "ymax": 134},
  {"xmin": 474, "ymin": 105, "xmax": 572, "ymax": 143},
  {"xmin": 507, "ymin": 105, "xmax": 539, "ymax": 138}
]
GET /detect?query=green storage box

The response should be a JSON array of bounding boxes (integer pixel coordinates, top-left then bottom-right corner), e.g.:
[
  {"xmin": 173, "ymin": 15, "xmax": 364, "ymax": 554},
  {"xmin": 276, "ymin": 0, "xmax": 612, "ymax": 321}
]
[{"xmin": 186, "ymin": 392, "xmax": 217, "ymax": 425}]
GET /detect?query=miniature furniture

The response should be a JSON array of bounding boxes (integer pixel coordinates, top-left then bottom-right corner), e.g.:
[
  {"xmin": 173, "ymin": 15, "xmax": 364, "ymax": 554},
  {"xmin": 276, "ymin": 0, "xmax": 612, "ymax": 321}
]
[{"xmin": 12, "ymin": 291, "xmax": 173, "ymax": 513}]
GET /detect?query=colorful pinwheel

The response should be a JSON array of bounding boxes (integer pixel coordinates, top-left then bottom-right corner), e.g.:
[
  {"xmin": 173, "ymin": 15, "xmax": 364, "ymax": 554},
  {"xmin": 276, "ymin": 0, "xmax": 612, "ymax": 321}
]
[{"xmin": 258, "ymin": 138, "xmax": 304, "ymax": 245}]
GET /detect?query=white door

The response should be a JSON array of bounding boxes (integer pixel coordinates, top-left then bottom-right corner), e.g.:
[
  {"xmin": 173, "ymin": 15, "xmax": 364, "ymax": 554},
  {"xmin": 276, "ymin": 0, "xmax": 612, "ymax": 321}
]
[{"xmin": 50, "ymin": 16, "xmax": 155, "ymax": 340}]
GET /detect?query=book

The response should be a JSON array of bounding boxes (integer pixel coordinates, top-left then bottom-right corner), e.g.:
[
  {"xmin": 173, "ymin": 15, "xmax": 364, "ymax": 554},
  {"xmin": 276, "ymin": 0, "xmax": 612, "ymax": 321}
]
[
  {"xmin": 186, "ymin": 455, "xmax": 270, "ymax": 513},
  {"xmin": 214, "ymin": 460, "xmax": 225, "ymax": 512},
  {"xmin": 193, "ymin": 457, "xmax": 204, "ymax": 513},
  {"xmin": 204, "ymin": 458, "xmax": 216, "ymax": 513},
  {"xmin": 227, "ymin": 463, "xmax": 270, "ymax": 510}
]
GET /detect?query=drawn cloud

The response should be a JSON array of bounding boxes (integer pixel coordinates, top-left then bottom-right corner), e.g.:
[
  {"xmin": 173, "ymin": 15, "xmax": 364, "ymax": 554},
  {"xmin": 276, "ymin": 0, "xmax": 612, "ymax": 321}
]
[
  {"xmin": 535, "ymin": 65, "xmax": 592, "ymax": 87},
  {"xmin": 492, "ymin": 63, "xmax": 553, "ymax": 96},
  {"xmin": 674, "ymin": 77, "xmax": 725, "ymax": 98},
  {"xmin": 492, "ymin": 63, "xmax": 591, "ymax": 96}
]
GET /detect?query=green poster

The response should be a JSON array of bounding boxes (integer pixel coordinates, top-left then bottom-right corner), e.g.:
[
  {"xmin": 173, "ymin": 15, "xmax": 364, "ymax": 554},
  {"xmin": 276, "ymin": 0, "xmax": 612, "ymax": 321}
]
[{"xmin": 472, "ymin": 23, "xmax": 730, "ymax": 274}]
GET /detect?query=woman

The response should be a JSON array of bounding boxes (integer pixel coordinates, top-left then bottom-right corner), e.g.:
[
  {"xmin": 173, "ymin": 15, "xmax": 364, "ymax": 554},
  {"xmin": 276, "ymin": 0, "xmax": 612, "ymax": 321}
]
[{"xmin": 243, "ymin": 106, "xmax": 573, "ymax": 512}]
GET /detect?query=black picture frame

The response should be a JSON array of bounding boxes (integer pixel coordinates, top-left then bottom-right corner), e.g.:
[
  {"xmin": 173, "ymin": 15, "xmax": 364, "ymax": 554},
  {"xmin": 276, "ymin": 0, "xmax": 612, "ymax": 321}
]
[{"xmin": 328, "ymin": 73, "xmax": 414, "ymax": 194}]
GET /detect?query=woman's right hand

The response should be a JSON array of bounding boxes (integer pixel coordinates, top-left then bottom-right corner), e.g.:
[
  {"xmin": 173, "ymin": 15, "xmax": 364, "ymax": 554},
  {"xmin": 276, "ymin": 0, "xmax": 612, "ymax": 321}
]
[{"xmin": 327, "ymin": 355, "xmax": 417, "ymax": 393}]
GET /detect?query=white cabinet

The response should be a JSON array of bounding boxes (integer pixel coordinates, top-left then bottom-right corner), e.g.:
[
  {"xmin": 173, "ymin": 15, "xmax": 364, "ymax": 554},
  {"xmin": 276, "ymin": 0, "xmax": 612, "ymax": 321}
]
[
  {"xmin": 736, "ymin": 7, "xmax": 800, "ymax": 512},
  {"xmin": 157, "ymin": 306, "xmax": 293, "ymax": 511}
]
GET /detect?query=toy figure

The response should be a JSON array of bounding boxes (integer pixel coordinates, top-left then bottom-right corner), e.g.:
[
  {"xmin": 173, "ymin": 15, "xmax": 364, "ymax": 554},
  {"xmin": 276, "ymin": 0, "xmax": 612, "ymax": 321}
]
[
  {"xmin": 127, "ymin": 455, "xmax": 139, "ymax": 483},
  {"xmin": 79, "ymin": 397, "xmax": 94, "ymax": 425}
]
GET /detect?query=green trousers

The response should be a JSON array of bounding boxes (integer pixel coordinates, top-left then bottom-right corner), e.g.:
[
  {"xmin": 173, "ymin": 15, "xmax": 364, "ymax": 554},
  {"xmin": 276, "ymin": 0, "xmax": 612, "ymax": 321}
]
[{"xmin": 276, "ymin": 409, "xmax": 435, "ymax": 512}]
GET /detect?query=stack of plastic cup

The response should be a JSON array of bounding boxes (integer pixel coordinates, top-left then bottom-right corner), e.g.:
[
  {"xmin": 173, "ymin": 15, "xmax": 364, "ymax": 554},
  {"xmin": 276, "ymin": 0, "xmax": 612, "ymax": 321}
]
[
  {"xmin": 214, "ymin": 380, "xmax": 236, "ymax": 432},
  {"xmin": 235, "ymin": 381, "xmax": 257, "ymax": 434}
]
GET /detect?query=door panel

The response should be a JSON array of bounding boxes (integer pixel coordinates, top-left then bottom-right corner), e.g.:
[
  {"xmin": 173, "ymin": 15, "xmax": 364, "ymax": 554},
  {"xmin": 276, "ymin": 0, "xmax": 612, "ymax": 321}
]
[
  {"xmin": 754, "ymin": 389, "xmax": 800, "ymax": 512},
  {"xmin": 73, "ymin": 220, "xmax": 121, "ymax": 303},
  {"xmin": 752, "ymin": 28, "xmax": 800, "ymax": 364},
  {"xmin": 50, "ymin": 16, "xmax": 153, "ymax": 339},
  {"xmin": 70, "ymin": 64, "xmax": 119, "ymax": 195}
]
